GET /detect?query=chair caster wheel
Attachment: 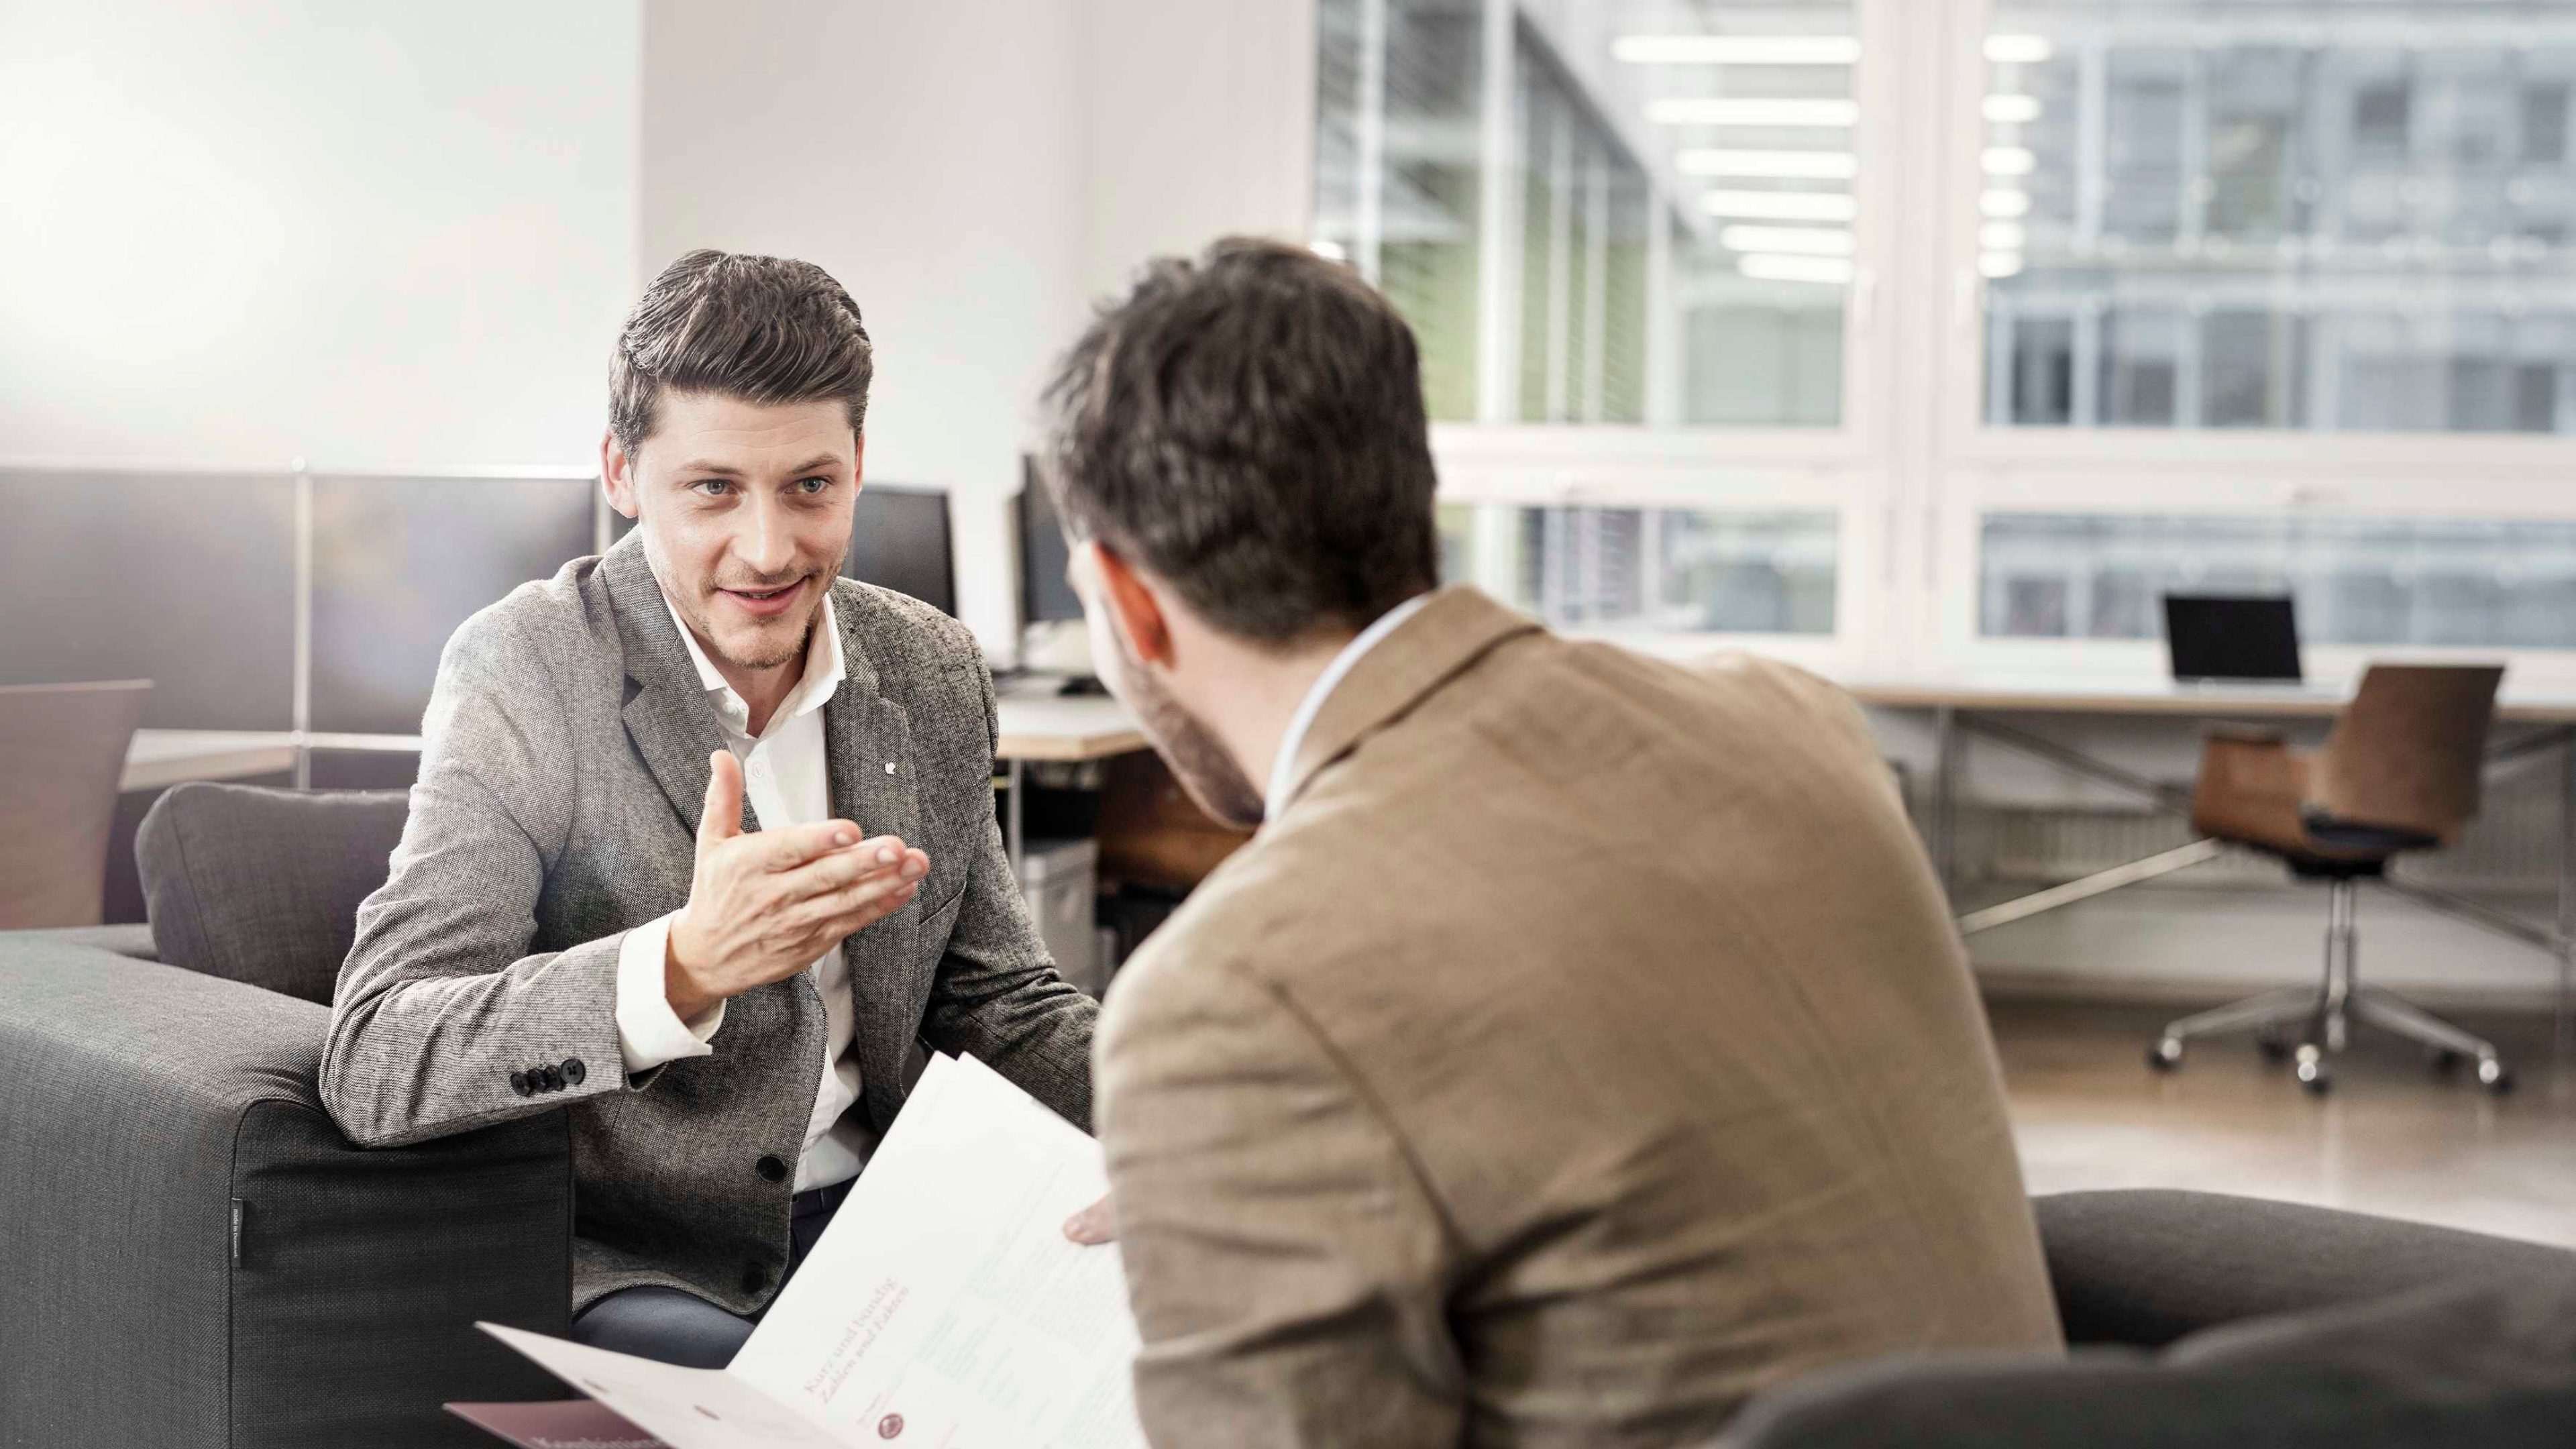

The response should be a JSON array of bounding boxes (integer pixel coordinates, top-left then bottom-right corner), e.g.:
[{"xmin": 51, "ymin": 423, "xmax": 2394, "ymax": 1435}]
[
  {"xmin": 2149, "ymin": 1038, "xmax": 2183, "ymax": 1072},
  {"xmin": 2296, "ymin": 1047, "xmax": 2330, "ymax": 1095},
  {"xmin": 2428, "ymin": 1048, "xmax": 2463, "ymax": 1076},
  {"xmin": 2256, "ymin": 1029, "xmax": 2292, "ymax": 1065},
  {"xmin": 2478, "ymin": 1058, "xmax": 2514, "ymax": 1095}
]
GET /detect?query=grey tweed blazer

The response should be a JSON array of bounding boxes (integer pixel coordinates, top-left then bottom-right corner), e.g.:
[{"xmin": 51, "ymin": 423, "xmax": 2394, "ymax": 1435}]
[{"xmin": 321, "ymin": 531, "xmax": 1095, "ymax": 1316}]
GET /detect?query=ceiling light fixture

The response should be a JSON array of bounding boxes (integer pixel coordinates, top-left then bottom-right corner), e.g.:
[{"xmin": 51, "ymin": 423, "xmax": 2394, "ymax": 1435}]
[
  {"xmin": 1648, "ymin": 98, "xmax": 1860, "ymax": 127},
  {"xmin": 1739, "ymin": 254, "xmax": 1856, "ymax": 284},
  {"xmin": 1980, "ymin": 189, "xmax": 2031, "ymax": 218},
  {"xmin": 1980, "ymin": 146, "xmax": 2037, "ymax": 176},
  {"xmin": 1980, "ymin": 221, "xmax": 2027, "ymax": 250},
  {"xmin": 1982, "ymin": 94, "xmax": 2043, "ymax": 124},
  {"xmin": 1984, "ymin": 34, "xmax": 2053, "ymax": 64},
  {"xmin": 1676, "ymin": 148, "xmax": 1860, "ymax": 179},
  {"xmin": 1719, "ymin": 224, "xmax": 1855, "ymax": 256},
  {"xmin": 1699, "ymin": 190, "xmax": 1859, "ymax": 221},
  {"xmin": 1980, "ymin": 251, "xmax": 2027, "ymax": 278},
  {"xmin": 1613, "ymin": 35, "xmax": 1862, "ymax": 65}
]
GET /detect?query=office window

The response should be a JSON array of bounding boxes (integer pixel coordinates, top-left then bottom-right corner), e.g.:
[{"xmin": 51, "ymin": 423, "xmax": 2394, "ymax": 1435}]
[
  {"xmin": 1981, "ymin": 513, "xmax": 2576, "ymax": 647},
  {"xmin": 1982, "ymin": 1, "xmax": 2576, "ymax": 434},
  {"xmin": 1315, "ymin": 0, "xmax": 1859, "ymax": 426},
  {"xmin": 1315, "ymin": 0, "xmax": 1487, "ymax": 421},
  {"xmin": 1441, "ymin": 502, "xmax": 1836, "ymax": 633}
]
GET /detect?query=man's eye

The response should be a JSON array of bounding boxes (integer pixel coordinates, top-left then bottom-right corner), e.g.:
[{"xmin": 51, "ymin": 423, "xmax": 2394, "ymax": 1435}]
[
  {"xmin": 796, "ymin": 476, "xmax": 830, "ymax": 495},
  {"xmin": 693, "ymin": 479, "xmax": 733, "ymax": 497}
]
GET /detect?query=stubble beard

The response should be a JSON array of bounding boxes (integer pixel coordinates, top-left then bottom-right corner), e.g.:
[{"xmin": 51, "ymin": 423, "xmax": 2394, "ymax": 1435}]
[{"xmin": 1106, "ymin": 623, "xmax": 1268, "ymax": 831}]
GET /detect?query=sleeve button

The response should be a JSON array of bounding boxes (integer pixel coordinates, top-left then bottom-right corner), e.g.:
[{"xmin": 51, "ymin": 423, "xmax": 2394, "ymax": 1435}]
[
  {"xmin": 561, "ymin": 1057, "xmax": 587, "ymax": 1087},
  {"xmin": 756, "ymin": 1155, "xmax": 788, "ymax": 1183},
  {"xmin": 509, "ymin": 1070, "xmax": 531, "ymax": 1097}
]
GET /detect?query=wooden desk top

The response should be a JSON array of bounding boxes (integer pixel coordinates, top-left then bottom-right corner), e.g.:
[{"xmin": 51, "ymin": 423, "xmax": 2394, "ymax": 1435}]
[
  {"xmin": 123, "ymin": 731, "xmax": 301, "ymax": 792},
  {"xmin": 128, "ymin": 698, "xmax": 1152, "ymax": 790},
  {"xmin": 1840, "ymin": 675, "xmax": 2576, "ymax": 725},
  {"xmin": 992, "ymin": 693, "xmax": 1148, "ymax": 762}
]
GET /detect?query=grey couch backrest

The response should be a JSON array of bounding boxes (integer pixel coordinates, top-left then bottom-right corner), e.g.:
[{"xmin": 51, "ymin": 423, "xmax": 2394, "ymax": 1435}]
[{"xmin": 139, "ymin": 782, "xmax": 409, "ymax": 1003}]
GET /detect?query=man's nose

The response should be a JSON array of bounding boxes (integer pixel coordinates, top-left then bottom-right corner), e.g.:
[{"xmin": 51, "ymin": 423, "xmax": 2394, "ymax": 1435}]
[{"xmin": 736, "ymin": 495, "xmax": 797, "ymax": 577}]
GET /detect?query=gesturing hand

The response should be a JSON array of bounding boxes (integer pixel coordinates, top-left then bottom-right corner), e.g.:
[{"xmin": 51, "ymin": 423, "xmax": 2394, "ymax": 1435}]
[{"xmin": 665, "ymin": 749, "xmax": 928, "ymax": 1022}]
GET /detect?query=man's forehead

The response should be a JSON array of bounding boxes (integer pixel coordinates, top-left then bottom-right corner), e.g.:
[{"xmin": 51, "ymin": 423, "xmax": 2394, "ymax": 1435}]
[{"xmin": 643, "ymin": 392, "xmax": 856, "ymax": 473}]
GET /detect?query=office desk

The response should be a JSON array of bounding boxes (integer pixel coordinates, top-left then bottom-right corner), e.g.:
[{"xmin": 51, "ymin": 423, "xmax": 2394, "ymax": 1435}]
[
  {"xmin": 123, "ymin": 731, "xmax": 303, "ymax": 792},
  {"xmin": 992, "ymin": 690, "xmax": 1148, "ymax": 863},
  {"xmin": 133, "ymin": 700, "xmax": 1151, "ymax": 868},
  {"xmin": 1842, "ymin": 674, "xmax": 2576, "ymax": 1019}
]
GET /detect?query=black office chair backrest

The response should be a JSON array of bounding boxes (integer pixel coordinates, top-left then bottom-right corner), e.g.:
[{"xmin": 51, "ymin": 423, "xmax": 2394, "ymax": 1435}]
[{"xmin": 2309, "ymin": 665, "xmax": 2504, "ymax": 847}]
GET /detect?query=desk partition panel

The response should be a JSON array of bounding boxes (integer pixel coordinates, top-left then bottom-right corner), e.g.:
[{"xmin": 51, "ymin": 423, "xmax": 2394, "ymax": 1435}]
[
  {"xmin": 309, "ymin": 475, "xmax": 598, "ymax": 735},
  {"xmin": 0, "ymin": 467, "xmax": 602, "ymax": 743},
  {"xmin": 0, "ymin": 470, "xmax": 297, "ymax": 729}
]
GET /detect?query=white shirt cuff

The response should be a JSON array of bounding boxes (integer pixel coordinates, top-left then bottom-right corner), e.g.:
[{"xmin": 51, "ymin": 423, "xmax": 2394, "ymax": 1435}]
[{"xmin": 614, "ymin": 912, "xmax": 724, "ymax": 1074}]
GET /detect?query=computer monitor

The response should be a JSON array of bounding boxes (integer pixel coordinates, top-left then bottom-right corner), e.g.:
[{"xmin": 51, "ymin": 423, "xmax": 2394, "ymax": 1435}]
[
  {"xmin": 2163, "ymin": 594, "xmax": 2304, "ymax": 684},
  {"xmin": 0, "ymin": 470, "xmax": 297, "ymax": 730},
  {"xmin": 310, "ymin": 476, "xmax": 599, "ymax": 735},
  {"xmin": 845, "ymin": 484, "xmax": 955, "ymax": 615},
  {"xmin": 1016, "ymin": 458, "xmax": 1083, "ymax": 627}
]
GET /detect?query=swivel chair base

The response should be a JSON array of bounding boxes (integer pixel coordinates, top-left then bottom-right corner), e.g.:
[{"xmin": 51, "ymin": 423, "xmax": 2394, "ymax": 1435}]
[{"xmin": 2147, "ymin": 877, "xmax": 2512, "ymax": 1096}]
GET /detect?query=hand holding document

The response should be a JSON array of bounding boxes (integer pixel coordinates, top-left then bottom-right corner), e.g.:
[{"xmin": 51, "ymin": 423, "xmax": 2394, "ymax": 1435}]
[{"xmin": 474, "ymin": 1053, "xmax": 1145, "ymax": 1449}]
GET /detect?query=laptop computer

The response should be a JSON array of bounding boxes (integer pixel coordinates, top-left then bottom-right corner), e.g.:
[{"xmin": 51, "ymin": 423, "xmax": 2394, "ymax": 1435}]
[{"xmin": 2163, "ymin": 594, "xmax": 2303, "ymax": 684}]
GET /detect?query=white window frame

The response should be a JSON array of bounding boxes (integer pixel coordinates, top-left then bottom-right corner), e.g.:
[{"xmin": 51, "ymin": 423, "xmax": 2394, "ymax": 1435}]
[
  {"xmin": 1931, "ymin": 0, "xmax": 2576, "ymax": 688},
  {"xmin": 1324, "ymin": 0, "xmax": 2576, "ymax": 688},
  {"xmin": 1411, "ymin": 0, "xmax": 1903, "ymax": 673}
]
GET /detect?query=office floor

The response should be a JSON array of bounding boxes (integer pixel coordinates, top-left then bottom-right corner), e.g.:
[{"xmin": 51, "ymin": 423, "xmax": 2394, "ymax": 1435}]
[{"xmin": 1992, "ymin": 998, "xmax": 2576, "ymax": 1249}]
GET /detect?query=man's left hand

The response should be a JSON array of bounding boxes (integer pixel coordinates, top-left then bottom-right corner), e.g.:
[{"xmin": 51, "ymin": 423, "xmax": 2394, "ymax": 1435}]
[{"xmin": 1063, "ymin": 1194, "xmax": 1116, "ymax": 1245}]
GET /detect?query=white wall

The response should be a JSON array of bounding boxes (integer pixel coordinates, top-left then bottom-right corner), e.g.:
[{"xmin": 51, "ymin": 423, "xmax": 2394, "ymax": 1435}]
[
  {"xmin": 641, "ymin": 0, "xmax": 1318, "ymax": 653},
  {"xmin": 1081, "ymin": 0, "xmax": 1318, "ymax": 297},
  {"xmin": 0, "ymin": 1, "xmax": 641, "ymax": 472},
  {"xmin": 642, "ymin": 0, "xmax": 1092, "ymax": 653}
]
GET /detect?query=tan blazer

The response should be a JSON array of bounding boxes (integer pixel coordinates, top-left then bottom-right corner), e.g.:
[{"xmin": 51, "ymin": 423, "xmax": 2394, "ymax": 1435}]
[{"xmin": 1094, "ymin": 588, "xmax": 2060, "ymax": 1449}]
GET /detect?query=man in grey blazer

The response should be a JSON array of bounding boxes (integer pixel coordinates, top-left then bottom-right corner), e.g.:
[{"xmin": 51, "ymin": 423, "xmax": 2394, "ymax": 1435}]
[{"xmin": 323, "ymin": 250, "xmax": 1097, "ymax": 1368}]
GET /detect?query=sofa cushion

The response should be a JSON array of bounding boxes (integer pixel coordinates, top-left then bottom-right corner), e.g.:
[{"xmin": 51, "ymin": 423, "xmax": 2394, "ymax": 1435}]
[
  {"xmin": 2035, "ymin": 1188, "xmax": 2576, "ymax": 1346},
  {"xmin": 139, "ymin": 782, "xmax": 407, "ymax": 1004},
  {"xmin": 1720, "ymin": 1273, "xmax": 2576, "ymax": 1448}
]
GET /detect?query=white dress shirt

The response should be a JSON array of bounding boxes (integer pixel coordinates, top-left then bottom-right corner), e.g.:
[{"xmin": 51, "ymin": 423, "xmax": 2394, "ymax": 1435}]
[
  {"xmin": 612, "ymin": 592, "xmax": 873, "ymax": 1192},
  {"xmin": 1265, "ymin": 593, "xmax": 1435, "ymax": 824}
]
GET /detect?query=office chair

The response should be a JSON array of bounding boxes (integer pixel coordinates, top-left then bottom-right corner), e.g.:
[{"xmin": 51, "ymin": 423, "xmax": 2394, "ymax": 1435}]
[
  {"xmin": 2148, "ymin": 664, "xmax": 2512, "ymax": 1095},
  {"xmin": 0, "ymin": 680, "xmax": 152, "ymax": 929}
]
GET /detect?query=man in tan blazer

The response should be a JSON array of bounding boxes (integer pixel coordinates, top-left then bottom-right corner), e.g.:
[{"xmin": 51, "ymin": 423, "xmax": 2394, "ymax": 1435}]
[{"xmin": 1042, "ymin": 239, "xmax": 2062, "ymax": 1448}]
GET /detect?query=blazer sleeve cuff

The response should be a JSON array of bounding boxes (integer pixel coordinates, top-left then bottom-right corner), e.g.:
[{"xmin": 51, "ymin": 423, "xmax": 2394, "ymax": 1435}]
[{"xmin": 614, "ymin": 912, "xmax": 724, "ymax": 1074}]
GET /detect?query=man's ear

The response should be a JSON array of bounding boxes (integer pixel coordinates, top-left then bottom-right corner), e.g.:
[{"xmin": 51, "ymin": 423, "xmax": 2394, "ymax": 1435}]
[
  {"xmin": 1090, "ymin": 543, "xmax": 1177, "ymax": 670},
  {"xmin": 600, "ymin": 429, "xmax": 641, "ymax": 521}
]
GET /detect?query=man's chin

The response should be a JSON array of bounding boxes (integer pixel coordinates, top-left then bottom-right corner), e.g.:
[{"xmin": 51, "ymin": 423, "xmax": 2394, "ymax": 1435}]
[{"xmin": 694, "ymin": 599, "xmax": 818, "ymax": 674}]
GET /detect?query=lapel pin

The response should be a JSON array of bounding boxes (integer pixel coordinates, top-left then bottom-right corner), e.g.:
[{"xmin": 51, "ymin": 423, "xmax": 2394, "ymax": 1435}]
[{"xmin": 885, "ymin": 762, "xmax": 898, "ymax": 774}]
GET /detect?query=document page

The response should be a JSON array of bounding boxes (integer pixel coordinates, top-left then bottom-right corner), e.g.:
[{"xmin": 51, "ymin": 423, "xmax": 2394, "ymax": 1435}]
[
  {"xmin": 475, "ymin": 1052, "xmax": 1145, "ymax": 1449},
  {"xmin": 733, "ymin": 1053, "xmax": 1145, "ymax": 1448}
]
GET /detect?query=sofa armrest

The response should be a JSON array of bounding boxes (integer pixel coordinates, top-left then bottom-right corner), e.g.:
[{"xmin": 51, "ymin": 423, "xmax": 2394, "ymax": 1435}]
[
  {"xmin": 0, "ymin": 934, "xmax": 572, "ymax": 1449},
  {"xmin": 13, "ymin": 920, "xmax": 160, "ymax": 959},
  {"xmin": 2035, "ymin": 1189, "xmax": 2576, "ymax": 1347}
]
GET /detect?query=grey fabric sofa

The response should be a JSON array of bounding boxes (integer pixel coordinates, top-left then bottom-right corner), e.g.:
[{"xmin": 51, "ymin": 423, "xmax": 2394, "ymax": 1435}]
[
  {"xmin": 0, "ymin": 786, "xmax": 570, "ymax": 1449},
  {"xmin": 7, "ymin": 784, "xmax": 2573, "ymax": 1448},
  {"xmin": 1722, "ymin": 1189, "xmax": 2576, "ymax": 1447}
]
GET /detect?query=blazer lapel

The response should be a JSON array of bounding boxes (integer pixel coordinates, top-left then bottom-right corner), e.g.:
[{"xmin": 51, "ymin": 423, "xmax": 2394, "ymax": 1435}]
[
  {"xmin": 818, "ymin": 587, "xmax": 928, "ymax": 1125},
  {"xmin": 602, "ymin": 535, "xmax": 759, "ymax": 838}
]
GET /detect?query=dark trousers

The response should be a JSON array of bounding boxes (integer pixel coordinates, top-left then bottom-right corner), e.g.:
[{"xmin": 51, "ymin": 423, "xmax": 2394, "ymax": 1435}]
[{"xmin": 568, "ymin": 1177, "xmax": 853, "ymax": 1368}]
